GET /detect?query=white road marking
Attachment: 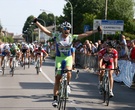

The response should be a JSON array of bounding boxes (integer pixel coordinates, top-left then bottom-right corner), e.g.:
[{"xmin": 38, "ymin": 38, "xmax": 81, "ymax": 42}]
[{"xmin": 41, "ymin": 70, "xmax": 54, "ymax": 84}]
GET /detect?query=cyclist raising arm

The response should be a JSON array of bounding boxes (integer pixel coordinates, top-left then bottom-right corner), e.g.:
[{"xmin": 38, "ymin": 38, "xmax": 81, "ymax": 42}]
[
  {"xmin": 33, "ymin": 18, "xmax": 102, "ymax": 107},
  {"xmin": 98, "ymin": 41, "xmax": 118, "ymax": 97}
]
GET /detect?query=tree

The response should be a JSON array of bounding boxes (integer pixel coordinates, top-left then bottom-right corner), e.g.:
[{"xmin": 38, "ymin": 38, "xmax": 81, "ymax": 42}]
[{"xmin": 62, "ymin": 0, "xmax": 135, "ymax": 39}]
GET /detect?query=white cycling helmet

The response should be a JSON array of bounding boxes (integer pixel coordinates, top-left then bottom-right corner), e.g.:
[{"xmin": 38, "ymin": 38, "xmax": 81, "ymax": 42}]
[
  {"xmin": 61, "ymin": 21, "xmax": 72, "ymax": 29},
  {"xmin": 4, "ymin": 44, "xmax": 9, "ymax": 50}
]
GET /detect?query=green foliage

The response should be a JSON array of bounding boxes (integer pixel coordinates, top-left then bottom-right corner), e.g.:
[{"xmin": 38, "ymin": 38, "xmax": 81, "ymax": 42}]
[
  {"xmin": 63, "ymin": 0, "xmax": 135, "ymax": 40},
  {"xmin": 0, "ymin": 36, "xmax": 14, "ymax": 43},
  {"xmin": 82, "ymin": 13, "xmax": 97, "ymax": 30},
  {"xmin": 123, "ymin": 32, "xmax": 135, "ymax": 40},
  {"xmin": 21, "ymin": 0, "xmax": 135, "ymax": 41}
]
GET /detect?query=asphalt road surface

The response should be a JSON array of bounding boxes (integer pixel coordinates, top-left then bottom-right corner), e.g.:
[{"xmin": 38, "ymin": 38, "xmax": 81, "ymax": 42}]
[{"xmin": 0, "ymin": 57, "xmax": 135, "ymax": 110}]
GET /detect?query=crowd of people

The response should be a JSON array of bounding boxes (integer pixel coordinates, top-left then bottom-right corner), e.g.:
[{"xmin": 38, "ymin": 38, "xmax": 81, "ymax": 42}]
[{"xmin": 74, "ymin": 35, "xmax": 135, "ymax": 64}]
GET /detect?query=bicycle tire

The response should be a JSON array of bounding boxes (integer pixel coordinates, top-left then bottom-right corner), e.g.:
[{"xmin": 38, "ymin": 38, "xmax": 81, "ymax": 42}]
[
  {"xmin": 106, "ymin": 77, "xmax": 110, "ymax": 106},
  {"xmin": 28, "ymin": 57, "xmax": 30, "ymax": 68},
  {"xmin": 11, "ymin": 61, "xmax": 15, "ymax": 76},
  {"xmin": 36, "ymin": 60, "xmax": 40, "ymax": 75},
  {"xmin": 58, "ymin": 80, "xmax": 67, "ymax": 110},
  {"xmin": 36, "ymin": 67, "xmax": 40, "ymax": 75},
  {"xmin": 102, "ymin": 78, "xmax": 106, "ymax": 103},
  {"xmin": 2, "ymin": 59, "xmax": 6, "ymax": 75},
  {"xmin": 23, "ymin": 53, "xmax": 26, "ymax": 70}
]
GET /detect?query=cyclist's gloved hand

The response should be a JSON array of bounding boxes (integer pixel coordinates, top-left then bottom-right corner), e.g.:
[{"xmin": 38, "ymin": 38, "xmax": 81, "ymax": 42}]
[
  {"xmin": 115, "ymin": 66, "xmax": 120, "ymax": 76},
  {"xmin": 97, "ymin": 26, "xmax": 102, "ymax": 32},
  {"xmin": 33, "ymin": 18, "xmax": 38, "ymax": 23}
]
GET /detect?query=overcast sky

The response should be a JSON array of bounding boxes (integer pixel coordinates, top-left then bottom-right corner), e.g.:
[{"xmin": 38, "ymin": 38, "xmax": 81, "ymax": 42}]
[{"xmin": 0, "ymin": 0, "xmax": 66, "ymax": 35}]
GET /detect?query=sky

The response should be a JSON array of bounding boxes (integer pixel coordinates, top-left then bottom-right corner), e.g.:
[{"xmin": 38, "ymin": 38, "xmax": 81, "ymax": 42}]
[{"xmin": 0, "ymin": 0, "xmax": 66, "ymax": 35}]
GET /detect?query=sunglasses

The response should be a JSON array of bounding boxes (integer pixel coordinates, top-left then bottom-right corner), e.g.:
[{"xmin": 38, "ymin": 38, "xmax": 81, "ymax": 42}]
[{"xmin": 63, "ymin": 27, "xmax": 70, "ymax": 30}]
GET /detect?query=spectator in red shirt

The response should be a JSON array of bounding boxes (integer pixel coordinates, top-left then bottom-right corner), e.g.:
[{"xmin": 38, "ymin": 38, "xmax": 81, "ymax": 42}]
[{"xmin": 130, "ymin": 40, "xmax": 135, "ymax": 62}]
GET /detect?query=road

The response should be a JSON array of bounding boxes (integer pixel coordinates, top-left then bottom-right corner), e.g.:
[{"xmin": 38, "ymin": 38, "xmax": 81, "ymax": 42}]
[{"xmin": 0, "ymin": 57, "xmax": 135, "ymax": 110}]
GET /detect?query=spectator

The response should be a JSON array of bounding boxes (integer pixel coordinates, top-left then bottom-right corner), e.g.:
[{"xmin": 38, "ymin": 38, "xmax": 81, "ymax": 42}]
[
  {"xmin": 130, "ymin": 40, "xmax": 135, "ymax": 62},
  {"xmin": 120, "ymin": 35, "xmax": 127, "ymax": 46},
  {"xmin": 84, "ymin": 40, "xmax": 92, "ymax": 55}
]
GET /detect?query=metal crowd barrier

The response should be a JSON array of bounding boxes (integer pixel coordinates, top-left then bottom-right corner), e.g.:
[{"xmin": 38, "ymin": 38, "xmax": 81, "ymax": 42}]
[
  {"xmin": 75, "ymin": 52, "xmax": 135, "ymax": 88},
  {"xmin": 75, "ymin": 52, "xmax": 98, "ymax": 70}
]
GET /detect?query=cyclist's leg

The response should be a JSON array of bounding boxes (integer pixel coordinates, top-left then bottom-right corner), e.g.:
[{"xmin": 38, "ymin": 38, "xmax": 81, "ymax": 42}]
[
  {"xmin": 52, "ymin": 56, "xmax": 63, "ymax": 106},
  {"xmin": 71, "ymin": 47, "xmax": 76, "ymax": 69},
  {"xmin": 98, "ymin": 65, "xmax": 105, "ymax": 83},
  {"xmin": 1, "ymin": 56, "xmax": 4, "ymax": 67},
  {"xmin": 44, "ymin": 51, "xmax": 48, "ymax": 60},
  {"xmin": 40, "ymin": 53, "xmax": 43, "ymax": 67},
  {"xmin": 109, "ymin": 69, "xmax": 114, "ymax": 96},
  {"xmin": 9, "ymin": 57, "xmax": 12, "ymax": 68},
  {"xmin": 1, "ymin": 52, "xmax": 6, "ymax": 66},
  {"xmin": 65, "ymin": 56, "xmax": 73, "ymax": 85}
]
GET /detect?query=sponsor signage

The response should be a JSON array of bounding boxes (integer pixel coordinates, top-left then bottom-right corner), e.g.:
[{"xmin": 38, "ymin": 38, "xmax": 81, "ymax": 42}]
[
  {"xmin": 101, "ymin": 20, "xmax": 124, "ymax": 31},
  {"xmin": 93, "ymin": 19, "xmax": 124, "ymax": 32}
]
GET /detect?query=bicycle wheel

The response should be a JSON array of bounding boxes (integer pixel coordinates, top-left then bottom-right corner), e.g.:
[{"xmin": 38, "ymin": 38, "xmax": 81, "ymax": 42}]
[
  {"xmin": 102, "ymin": 77, "xmax": 106, "ymax": 103},
  {"xmin": 11, "ymin": 61, "xmax": 15, "ymax": 76},
  {"xmin": 2, "ymin": 60, "xmax": 6, "ymax": 75},
  {"xmin": 23, "ymin": 54, "xmax": 26, "ymax": 70},
  {"xmin": 36, "ymin": 60, "xmax": 40, "ymax": 75},
  {"xmin": 58, "ymin": 80, "xmax": 67, "ymax": 110},
  {"xmin": 28, "ymin": 56, "xmax": 30, "ymax": 68},
  {"xmin": 105, "ymin": 77, "xmax": 110, "ymax": 106},
  {"xmin": 57, "ymin": 85, "xmax": 62, "ymax": 109}
]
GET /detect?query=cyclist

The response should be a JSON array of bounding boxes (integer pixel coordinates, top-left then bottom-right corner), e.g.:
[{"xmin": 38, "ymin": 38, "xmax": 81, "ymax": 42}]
[
  {"xmin": 1, "ymin": 43, "xmax": 10, "ymax": 67},
  {"xmin": 21, "ymin": 43, "xmax": 30, "ymax": 65},
  {"xmin": 33, "ymin": 18, "xmax": 102, "ymax": 107},
  {"xmin": 9, "ymin": 43, "xmax": 20, "ymax": 71},
  {"xmin": 29, "ymin": 43, "xmax": 35, "ymax": 63},
  {"xmin": 98, "ymin": 41, "xmax": 118, "ymax": 97},
  {"xmin": 34, "ymin": 46, "xmax": 48, "ymax": 71}
]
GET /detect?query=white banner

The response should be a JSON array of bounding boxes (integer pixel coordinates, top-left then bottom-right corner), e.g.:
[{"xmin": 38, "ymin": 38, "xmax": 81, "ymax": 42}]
[{"xmin": 113, "ymin": 60, "xmax": 135, "ymax": 87}]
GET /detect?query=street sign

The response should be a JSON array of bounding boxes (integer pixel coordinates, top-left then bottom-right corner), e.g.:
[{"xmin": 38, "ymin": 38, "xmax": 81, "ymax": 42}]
[
  {"xmin": 103, "ymin": 31, "xmax": 116, "ymax": 35},
  {"xmin": 84, "ymin": 25, "xmax": 90, "ymax": 32},
  {"xmin": 93, "ymin": 19, "xmax": 124, "ymax": 34},
  {"xmin": 101, "ymin": 20, "xmax": 124, "ymax": 31},
  {"xmin": 93, "ymin": 19, "xmax": 102, "ymax": 30}
]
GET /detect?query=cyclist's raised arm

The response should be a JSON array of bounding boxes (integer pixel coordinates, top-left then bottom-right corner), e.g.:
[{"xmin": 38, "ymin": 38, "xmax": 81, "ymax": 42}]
[
  {"xmin": 78, "ymin": 26, "xmax": 102, "ymax": 39},
  {"xmin": 33, "ymin": 18, "xmax": 53, "ymax": 37}
]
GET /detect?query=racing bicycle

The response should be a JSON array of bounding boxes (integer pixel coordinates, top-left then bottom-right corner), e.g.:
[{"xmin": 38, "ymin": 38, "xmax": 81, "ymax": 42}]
[
  {"xmin": 56, "ymin": 60, "xmax": 79, "ymax": 110},
  {"xmin": 99, "ymin": 68, "xmax": 119, "ymax": 106}
]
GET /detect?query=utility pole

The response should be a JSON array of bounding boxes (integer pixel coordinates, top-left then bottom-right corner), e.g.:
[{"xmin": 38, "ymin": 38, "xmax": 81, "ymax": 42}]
[{"xmin": 105, "ymin": 0, "xmax": 108, "ymax": 20}]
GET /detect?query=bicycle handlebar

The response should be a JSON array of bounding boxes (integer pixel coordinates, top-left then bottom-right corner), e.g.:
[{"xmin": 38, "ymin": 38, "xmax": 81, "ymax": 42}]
[{"xmin": 98, "ymin": 68, "xmax": 119, "ymax": 71}]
